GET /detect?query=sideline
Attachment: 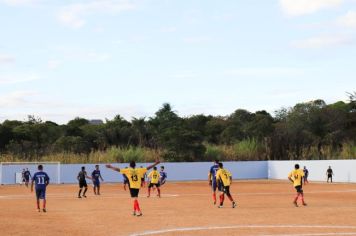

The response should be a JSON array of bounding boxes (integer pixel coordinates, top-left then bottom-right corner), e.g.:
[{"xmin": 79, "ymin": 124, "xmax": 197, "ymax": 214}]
[{"xmin": 129, "ymin": 225, "xmax": 356, "ymax": 236}]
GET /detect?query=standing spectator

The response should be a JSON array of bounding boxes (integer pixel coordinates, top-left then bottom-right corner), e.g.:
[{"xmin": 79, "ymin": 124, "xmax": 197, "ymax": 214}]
[{"xmin": 326, "ymin": 166, "xmax": 334, "ymax": 183}]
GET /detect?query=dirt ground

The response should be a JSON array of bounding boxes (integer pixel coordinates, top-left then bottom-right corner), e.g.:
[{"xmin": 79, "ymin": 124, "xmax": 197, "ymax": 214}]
[{"xmin": 1, "ymin": 180, "xmax": 356, "ymax": 236}]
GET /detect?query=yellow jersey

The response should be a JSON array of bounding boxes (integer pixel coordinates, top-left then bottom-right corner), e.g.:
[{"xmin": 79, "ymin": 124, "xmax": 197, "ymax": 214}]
[
  {"xmin": 288, "ymin": 169, "xmax": 304, "ymax": 187},
  {"xmin": 120, "ymin": 167, "xmax": 147, "ymax": 189},
  {"xmin": 216, "ymin": 168, "xmax": 232, "ymax": 187},
  {"xmin": 148, "ymin": 170, "xmax": 161, "ymax": 184}
]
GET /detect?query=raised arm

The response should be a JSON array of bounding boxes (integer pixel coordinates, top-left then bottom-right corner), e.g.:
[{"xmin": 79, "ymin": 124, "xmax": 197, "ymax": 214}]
[
  {"xmin": 146, "ymin": 161, "xmax": 160, "ymax": 171},
  {"xmin": 106, "ymin": 164, "xmax": 121, "ymax": 172}
]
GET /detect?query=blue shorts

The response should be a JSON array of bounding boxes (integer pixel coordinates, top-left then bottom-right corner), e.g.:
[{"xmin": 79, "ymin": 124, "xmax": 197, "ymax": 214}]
[
  {"xmin": 93, "ymin": 180, "xmax": 100, "ymax": 187},
  {"xmin": 36, "ymin": 188, "xmax": 46, "ymax": 199},
  {"xmin": 212, "ymin": 181, "xmax": 218, "ymax": 191}
]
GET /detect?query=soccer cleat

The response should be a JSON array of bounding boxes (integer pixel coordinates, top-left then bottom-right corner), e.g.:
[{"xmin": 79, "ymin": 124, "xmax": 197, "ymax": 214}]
[
  {"xmin": 43, "ymin": 209, "xmax": 47, "ymax": 212},
  {"xmin": 136, "ymin": 213, "xmax": 143, "ymax": 217},
  {"xmin": 293, "ymin": 202, "xmax": 298, "ymax": 207},
  {"xmin": 232, "ymin": 202, "xmax": 237, "ymax": 208},
  {"xmin": 83, "ymin": 195, "xmax": 87, "ymax": 198},
  {"xmin": 132, "ymin": 211, "xmax": 136, "ymax": 216},
  {"xmin": 37, "ymin": 208, "xmax": 41, "ymax": 212},
  {"xmin": 213, "ymin": 201, "xmax": 216, "ymax": 205},
  {"xmin": 78, "ymin": 196, "xmax": 82, "ymax": 198},
  {"xmin": 302, "ymin": 202, "xmax": 307, "ymax": 206},
  {"xmin": 218, "ymin": 205, "xmax": 223, "ymax": 208}
]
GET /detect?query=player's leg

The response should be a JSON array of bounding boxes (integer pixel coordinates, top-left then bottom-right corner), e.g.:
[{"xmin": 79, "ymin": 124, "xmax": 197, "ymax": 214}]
[
  {"xmin": 83, "ymin": 187, "xmax": 88, "ymax": 197},
  {"xmin": 217, "ymin": 183, "xmax": 225, "ymax": 208},
  {"xmin": 225, "ymin": 186, "xmax": 236, "ymax": 208},
  {"xmin": 147, "ymin": 183, "xmax": 152, "ymax": 197},
  {"xmin": 42, "ymin": 189, "xmax": 47, "ymax": 212},
  {"xmin": 93, "ymin": 184, "xmax": 96, "ymax": 195},
  {"xmin": 156, "ymin": 184, "xmax": 161, "ymax": 197},
  {"xmin": 78, "ymin": 181, "xmax": 83, "ymax": 198},
  {"xmin": 97, "ymin": 183, "xmax": 101, "ymax": 195},
  {"xmin": 35, "ymin": 189, "xmax": 41, "ymax": 211},
  {"xmin": 212, "ymin": 181, "xmax": 217, "ymax": 205}
]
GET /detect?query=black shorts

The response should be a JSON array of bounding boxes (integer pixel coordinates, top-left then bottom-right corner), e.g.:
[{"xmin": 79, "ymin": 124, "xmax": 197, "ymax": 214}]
[
  {"xmin": 295, "ymin": 185, "xmax": 303, "ymax": 193},
  {"xmin": 36, "ymin": 188, "xmax": 46, "ymax": 199},
  {"xmin": 328, "ymin": 174, "xmax": 332, "ymax": 178},
  {"xmin": 218, "ymin": 184, "xmax": 231, "ymax": 195},
  {"xmin": 148, "ymin": 183, "xmax": 160, "ymax": 188},
  {"xmin": 123, "ymin": 179, "xmax": 129, "ymax": 185},
  {"xmin": 79, "ymin": 180, "xmax": 87, "ymax": 188},
  {"xmin": 129, "ymin": 188, "xmax": 140, "ymax": 198}
]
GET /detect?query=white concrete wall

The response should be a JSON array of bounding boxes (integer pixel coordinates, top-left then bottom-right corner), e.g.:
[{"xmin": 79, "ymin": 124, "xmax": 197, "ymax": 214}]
[
  {"xmin": 1, "ymin": 161, "xmax": 268, "ymax": 184},
  {"xmin": 268, "ymin": 160, "xmax": 356, "ymax": 183}
]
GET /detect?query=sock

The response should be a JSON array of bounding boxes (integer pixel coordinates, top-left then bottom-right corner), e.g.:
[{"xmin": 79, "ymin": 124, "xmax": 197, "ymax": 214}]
[
  {"xmin": 220, "ymin": 195, "xmax": 224, "ymax": 205},
  {"xmin": 135, "ymin": 200, "xmax": 141, "ymax": 212},
  {"xmin": 78, "ymin": 189, "xmax": 82, "ymax": 196},
  {"xmin": 213, "ymin": 193, "xmax": 216, "ymax": 202},
  {"xmin": 83, "ymin": 188, "xmax": 87, "ymax": 196},
  {"xmin": 43, "ymin": 200, "xmax": 46, "ymax": 209},
  {"xmin": 133, "ymin": 200, "xmax": 137, "ymax": 211}
]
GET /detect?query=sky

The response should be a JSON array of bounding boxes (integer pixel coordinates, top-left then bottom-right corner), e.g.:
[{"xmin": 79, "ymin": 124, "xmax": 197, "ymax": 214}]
[{"xmin": 0, "ymin": 0, "xmax": 356, "ymax": 124}]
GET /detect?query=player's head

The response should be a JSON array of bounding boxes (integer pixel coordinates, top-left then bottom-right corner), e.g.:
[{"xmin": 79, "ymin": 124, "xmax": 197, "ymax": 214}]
[
  {"xmin": 26, "ymin": 168, "xmax": 28, "ymax": 170},
  {"xmin": 160, "ymin": 166, "xmax": 164, "ymax": 170},
  {"xmin": 218, "ymin": 162, "xmax": 223, "ymax": 168},
  {"xmin": 95, "ymin": 165, "xmax": 99, "ymax": 170},
  {"xmin": 304, "ymin": 166, "xmax": 306, "ymax": 169},
  {"xmin": 214, "ymin": 160, "xmax": 219, "ymax": 164},
  {"xmin": 130, "ymin": 161, "xmax": 136, "ymax": 168},
  {"xmin": 81, "ymin": 166, "xmax": 85, "ymax": 171},
  {"xmin": 153, "ymin": 166, "xmax": 157, "ymax": 170},
  {"xmin": 295, "ymin": 164, "xmax": 300, "ymax": 169},
  {"xmin": 38, "ymin": 165, "xmax": 43, "ymax": 170},
  {"xmin": 329, "ymin": 166, "xmax": 331, "ymax": 168}
]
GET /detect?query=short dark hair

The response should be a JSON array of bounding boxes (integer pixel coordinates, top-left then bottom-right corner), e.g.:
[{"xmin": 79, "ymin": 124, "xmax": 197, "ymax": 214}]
[
  {"xmin": 295, "ymin": 164, "xmax": 300, "ymax": 169},
  {"xmin": 95, "ymin": 165, "xmax": 99, "ymax": 168},
  {"xmin": 81, "ymin": 166, "xmax": 85, "ymax": 170},
  {"xmin": 218, "ymin": 162, "xmax": 223, "ymax": 168},
  {"xmin": 153, "ymin": 166, "xmax": 157, "ymax": 170},
  {"xmin": 130, "ymin": 161, "xmax": 136, "ymax": 168},
  {"xmin": 38, "ymin": 165, "xmax": 43, "ymax": 170},
  {"xmin": 160, "ymin": 166, "xmax": 164, "ymax": 170}
]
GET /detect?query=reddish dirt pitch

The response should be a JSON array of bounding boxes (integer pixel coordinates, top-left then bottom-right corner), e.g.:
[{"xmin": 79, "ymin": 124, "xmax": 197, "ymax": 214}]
[{"xmin": 1, "ymin": 180, "xmax": 356, "ymax": 236}]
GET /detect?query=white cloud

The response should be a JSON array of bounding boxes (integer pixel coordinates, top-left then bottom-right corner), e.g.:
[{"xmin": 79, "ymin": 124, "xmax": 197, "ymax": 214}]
[
  {"xmin": 47, "ymin": 59, "xmax": 61, "ymax": 70},
  {"xmin": 291, "ymin": 35, "xmax": 353, "ymax": 48},
  {"xmin": 337, "ymin": 10, "xmax": 356, "ymax": 28},
  {"xmin": 0, "ymin": 91, "xmax": 37, "ymax": 107},
  {"xmin": 0, "ymin": 0, "xmax": 40, "ymax": 6},
  {"xmin": 0, "ymin": 73, "xmax": 40, "ymax": 84},
  {"xmin": 224, "ymin": 67, "xmax": 305, "ymax": 77},
  {"xmin": 183, "ymin": 36, "xmax": 211, "ymax": 43},
  {"xmin": 279, "ymin": 0, "xmax": 343, "ymax": 17},
  {"xmin": 57, "ymin": 0, "xmax": 137, "ymax": 29},
  {"xmin": 0, "ymin": 53, "xmax": 15, "ymax": 64}
]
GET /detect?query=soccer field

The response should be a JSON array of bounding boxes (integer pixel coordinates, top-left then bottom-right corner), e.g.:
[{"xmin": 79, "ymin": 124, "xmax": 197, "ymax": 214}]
[{"xmin": 1, "ymin": 180, "xmax": 356, "ymax": 236}]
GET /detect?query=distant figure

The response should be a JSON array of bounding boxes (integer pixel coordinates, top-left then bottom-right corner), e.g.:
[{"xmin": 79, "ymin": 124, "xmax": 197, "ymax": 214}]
[
  {"xmin": 91, "ymin": 165, "xmax": 104, "ymax": 195},
  {"xmin": 140, "ymin": 166, "xmax": 147, "ymax": 187},
  {"xmin": 326, "ymin": 166, "xmax": 334, "ymax": 183},
  {"xmin": 216, "ymin": 162, "xmax": 237, "ymax": 208},
  {"xmin": 303, "ymin": 166, "xmax": 309, "ymax": 184},
  {"xmin": 77, "ymin": 166, "xmax": 92, "ymax": 198},
  {"xmin": 208, "ymin": 160, "xmax": 220, "ymax": 205},
  {"xmin": 159, "ymin": 166, "xmax": 167, "ymax": 186},
  {"xmin": 21, "ymin": 169, "xmax": 26, "ymax": 185},
  {"xmin": 288, "ymin": 164, "xmax": 307, "ymax": 207},
  {"xmin": 147, "ymin": 167, "xmax": 161, "ymax": 198},
  {"xmin": 31, "ymin": 165, "xmax": 50, "ymax": 212}
]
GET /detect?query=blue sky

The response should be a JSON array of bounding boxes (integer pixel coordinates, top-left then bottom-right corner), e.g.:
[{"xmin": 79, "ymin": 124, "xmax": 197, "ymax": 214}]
[{"xmin": 0, "ymin": 0, "xmax": 356, "ymax": 124}]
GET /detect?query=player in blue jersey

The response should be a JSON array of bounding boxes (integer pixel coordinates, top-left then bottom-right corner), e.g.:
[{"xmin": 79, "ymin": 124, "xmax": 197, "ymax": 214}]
[
  {"xmin": 31, "ymin": 165, "xmax": 50, "ymax": 212},
  {"xmin": 159, "ymin": 166, "xmax": 167, "ymax": 186},
  {"xmin": 208, "ymin": 160, "xmax": 220, "ymax": 205},
  {"xmin": 23, "ymin": 168, "xmax": 31, "ymax": 187},
  {"xmin": 91, "ymin": 165, "xmax": 104, "ymax": 195}
]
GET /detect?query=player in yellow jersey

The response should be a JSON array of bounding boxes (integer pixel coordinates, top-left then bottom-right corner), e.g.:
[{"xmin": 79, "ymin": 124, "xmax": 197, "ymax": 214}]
[
  {"xmin": 215, "ymin": 162, "xmax": 237, "ymax": 208},
  {"xmin": 288, "ymin": 164, "xmax": 307, "ymax": 207},
  {"xmin": 106, "ymin": 160, "xmax": 159, "ymax": 216},
  {"xmin": 147, "ymin": 167, "xmax": 161, "ymax": 198}
]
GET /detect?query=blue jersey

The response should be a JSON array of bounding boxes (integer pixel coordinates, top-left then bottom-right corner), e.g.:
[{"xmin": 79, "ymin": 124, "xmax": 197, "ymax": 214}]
[
  {"xmin": 32, "ymin": 171, "xmax": 49, "ymax": 189},
  {"xmin": 210, "ymin": 164, "xmax": 219, "ymax": 183},
  {"xmin": 92, "ymin": 170, "xmax": 102, "ymax": 181},
  {"xmin": 160, "ymin": 171, "xmax": 167, "ymax": 182},
  {"xmin": 24, "ymin": 170, "xmax": 31, "ymax": 179}
]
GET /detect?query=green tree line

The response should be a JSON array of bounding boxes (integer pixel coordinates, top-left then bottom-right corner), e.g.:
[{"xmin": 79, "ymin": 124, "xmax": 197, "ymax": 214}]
[{"xmin": 1, "ymin": 94, "xmax": 355, "ymax": 163}]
